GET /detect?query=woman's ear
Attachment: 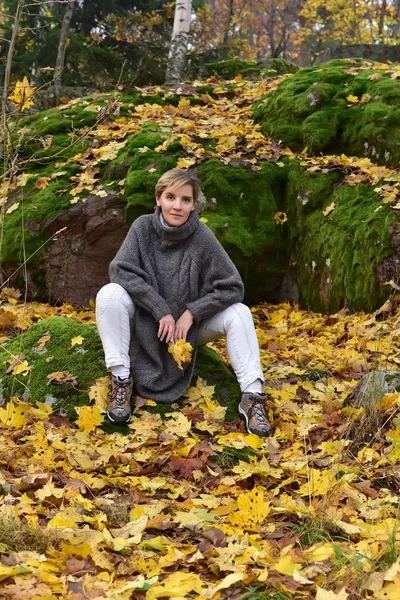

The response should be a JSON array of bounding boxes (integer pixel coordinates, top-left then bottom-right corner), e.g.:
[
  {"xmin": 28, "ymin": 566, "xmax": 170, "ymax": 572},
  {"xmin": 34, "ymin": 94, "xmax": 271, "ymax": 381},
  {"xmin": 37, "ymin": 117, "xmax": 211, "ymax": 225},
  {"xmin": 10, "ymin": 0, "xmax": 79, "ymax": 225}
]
[{"xmin": 156, "ymin": 195, "xmax": 161, "ymax": 206}]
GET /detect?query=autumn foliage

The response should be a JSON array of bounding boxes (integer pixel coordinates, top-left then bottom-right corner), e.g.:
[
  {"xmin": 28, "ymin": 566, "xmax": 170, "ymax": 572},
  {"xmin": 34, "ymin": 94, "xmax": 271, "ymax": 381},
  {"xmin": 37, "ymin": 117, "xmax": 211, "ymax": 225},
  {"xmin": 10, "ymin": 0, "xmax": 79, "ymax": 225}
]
[{"xmin": 2, "ymin": 287, "xmax": 400, "ymax": 597}]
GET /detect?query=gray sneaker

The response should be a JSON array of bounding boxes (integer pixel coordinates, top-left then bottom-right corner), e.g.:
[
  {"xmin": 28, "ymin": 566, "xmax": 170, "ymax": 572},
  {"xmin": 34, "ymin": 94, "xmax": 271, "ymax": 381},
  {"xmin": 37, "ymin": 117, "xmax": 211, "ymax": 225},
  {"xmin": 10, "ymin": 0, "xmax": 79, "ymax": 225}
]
[
  {"xmin": 107, "ymin": 375, "xmax": 133, "ymax": 424},
  {"xmin": 238, "ymin": 392, "xmax": 272, "ymax": 437}
]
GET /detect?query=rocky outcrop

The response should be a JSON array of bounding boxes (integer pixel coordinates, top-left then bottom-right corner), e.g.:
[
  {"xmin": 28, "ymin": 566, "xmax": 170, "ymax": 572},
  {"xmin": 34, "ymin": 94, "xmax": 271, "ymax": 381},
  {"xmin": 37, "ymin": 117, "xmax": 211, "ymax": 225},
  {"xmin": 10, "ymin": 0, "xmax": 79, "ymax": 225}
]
[{"xmin": 42, "ymin": 193, "xmax": 129, "ymax": 306}]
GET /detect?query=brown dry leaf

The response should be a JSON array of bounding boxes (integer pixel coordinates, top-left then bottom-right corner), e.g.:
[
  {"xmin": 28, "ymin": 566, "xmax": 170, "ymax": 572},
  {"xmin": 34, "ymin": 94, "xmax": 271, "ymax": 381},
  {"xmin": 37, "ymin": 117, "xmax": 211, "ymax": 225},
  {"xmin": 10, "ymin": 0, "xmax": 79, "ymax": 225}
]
[{"xmin": 47, "ymin": 371, "xmax": 78, "ymax": 386}]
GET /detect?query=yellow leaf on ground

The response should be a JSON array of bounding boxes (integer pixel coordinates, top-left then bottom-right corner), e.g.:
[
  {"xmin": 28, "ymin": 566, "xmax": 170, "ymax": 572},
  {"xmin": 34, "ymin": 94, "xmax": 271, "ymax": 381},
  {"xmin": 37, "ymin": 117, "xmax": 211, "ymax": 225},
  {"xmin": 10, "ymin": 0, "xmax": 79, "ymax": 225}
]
[
  {"xmin": 346, "ymin": 95, "xmax": 358, "ymax": 103},
  {"xmin": 275, "ymin": 550, "xmax": 303, "ymax": 576},
  {"xmin": 12, "ymin": 361, "xmax": 31, "ymax": 376},
  {"xmin": 70, "ymin": 335, "xmax": 84, "ymax": 347},
  {"xmin": 176, "ymin": 157, "xmax": 196, "ymax": 169},
  {"xmin": 323, "ymin": 202, "xmax": 336, "ymax": 216},
  {"xmin": 316, "ymin": 588, "xmax": 349, "ymax": 600},
  {"xmin": 88, "ymin": 376, "xmax": 110, "ymax": 410},
  {"xmin": 146, "ymin": 572, "xmax": 203, "ymax": 599},
  {"xmin": 0, "ymin": 398, "xmax": 29, "ymax": 429},
  {"xmin": 375, "ymin": 578, "xmax": 400, "ymax": 600},
  {"xmin": 168, "ymin": 339, "xmax": 193, "ymax": 370},
  {"xmin": 75, "ymin": 405, "xmax": 104, "ymax": 432},
  {"xmin": 6, "ymin": 203, "xmax": 20, "ymax": 215}
]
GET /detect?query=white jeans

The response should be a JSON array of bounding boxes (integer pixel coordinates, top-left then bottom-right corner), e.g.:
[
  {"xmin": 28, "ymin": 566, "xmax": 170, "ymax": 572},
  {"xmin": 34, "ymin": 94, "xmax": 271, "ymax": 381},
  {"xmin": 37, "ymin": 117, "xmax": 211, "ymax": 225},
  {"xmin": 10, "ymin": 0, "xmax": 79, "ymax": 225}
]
[{"xmin": 95, "ymin": 282, "xmax": 264, "ymax": 392}]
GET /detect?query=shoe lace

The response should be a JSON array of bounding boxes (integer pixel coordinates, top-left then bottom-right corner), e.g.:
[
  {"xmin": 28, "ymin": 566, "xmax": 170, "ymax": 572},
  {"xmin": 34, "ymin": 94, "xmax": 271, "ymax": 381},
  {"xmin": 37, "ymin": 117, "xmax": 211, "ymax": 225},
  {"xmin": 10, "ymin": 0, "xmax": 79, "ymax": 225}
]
[
  {"xmin": 249, "ymin": 394, "xmax": 268, "ymax": 421},
  {"xmin": 108, "ymin": 380, "xmax": 129, "ymax": 407}
]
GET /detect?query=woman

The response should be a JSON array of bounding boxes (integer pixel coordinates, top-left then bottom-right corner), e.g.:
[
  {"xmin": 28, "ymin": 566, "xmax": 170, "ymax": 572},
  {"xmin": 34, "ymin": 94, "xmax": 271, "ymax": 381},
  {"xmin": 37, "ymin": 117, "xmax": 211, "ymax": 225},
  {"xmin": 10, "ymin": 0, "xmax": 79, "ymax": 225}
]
[{"xmin": 95, "ymin": 169, "xmax": 271, "ymax": 437}]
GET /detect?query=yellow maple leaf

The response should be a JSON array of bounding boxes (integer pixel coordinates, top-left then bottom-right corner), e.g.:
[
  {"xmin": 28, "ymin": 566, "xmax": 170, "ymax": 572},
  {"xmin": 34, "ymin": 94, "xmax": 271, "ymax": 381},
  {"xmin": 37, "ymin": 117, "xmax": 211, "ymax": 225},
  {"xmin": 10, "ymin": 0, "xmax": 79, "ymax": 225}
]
[
  {"xmin": 35, "ymin": 177, "xmax": 50, "ymax": 189},
  {"xmin": 12, "ymin": 361, "xmax": 31, "ymax": 376},
  {"xmin": 75, "ymin": 405, "xmax": 104, "ymax": 432},
  {"xmin": 316, "ymin": 587, "xmax": 349, "ymax": 600},
  {"xmin": 176, "ymin": 157, "xmax": 196, "ymax": 169},
  {"xmin": 168, "ymin": 339, "xmax": 193, "ymax": 370},
  {"xmin": 0, "ymin": 398, "xmax": 29, "ymax": 429},
  {"xmin": 146, "ymin": 572, "xmax": 203, "ymax": 600},
  {"xmin": 346, "ymin": 94, "xmax": 359, "ymax": 104},
  {"xmin": 70, "ymin": 335, "xmax": 84, "ymax": 347},
  {"xmin": 8, "ymin": 76, "xmax": 37, "ymax": 111},
  {"xmin": 88, "ymin": 376, "xmax": 111, "ymax": 411},
  {"xmin": 227, "ymin": 487, "xmax": 271, "ymax": 530}
]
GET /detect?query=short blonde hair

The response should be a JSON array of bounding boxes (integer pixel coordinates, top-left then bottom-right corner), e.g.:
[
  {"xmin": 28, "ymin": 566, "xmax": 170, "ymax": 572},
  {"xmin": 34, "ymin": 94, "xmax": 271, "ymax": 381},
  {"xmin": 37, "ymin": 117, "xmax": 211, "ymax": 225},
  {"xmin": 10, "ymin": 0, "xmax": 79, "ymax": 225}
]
[{"xmin": 155, "ymin": 169, "xmax": 201, "ymax": 204}]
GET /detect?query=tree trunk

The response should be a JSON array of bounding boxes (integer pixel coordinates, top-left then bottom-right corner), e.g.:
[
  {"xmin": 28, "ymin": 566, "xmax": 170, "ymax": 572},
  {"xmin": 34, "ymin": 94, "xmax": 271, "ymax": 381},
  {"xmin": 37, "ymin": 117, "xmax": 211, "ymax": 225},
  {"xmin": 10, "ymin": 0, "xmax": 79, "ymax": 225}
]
[
  {"xmin": 391, "ymin": 0, "xmax": 400, "ymax": 38},
  {"xmin": 223, "ymin": 0, "xmax": 235, "ymax": 47},
  {"xmin": 81, "ymin": 0, "xmax": 95, "ymax": 37},
  {"xmin": 54, "ymin": 0, "xmax": 75, "ymax": 103},
  {"xmin": 1, "ymin": 0, "xmax": 25, "ymax": 147},
  {"xmin": 378, "ymin": 0, "xmax": 387, "ymax": 40},
  {"xmin": 165, "ymin": 0, "xmax": 192, "ymax": 84}
]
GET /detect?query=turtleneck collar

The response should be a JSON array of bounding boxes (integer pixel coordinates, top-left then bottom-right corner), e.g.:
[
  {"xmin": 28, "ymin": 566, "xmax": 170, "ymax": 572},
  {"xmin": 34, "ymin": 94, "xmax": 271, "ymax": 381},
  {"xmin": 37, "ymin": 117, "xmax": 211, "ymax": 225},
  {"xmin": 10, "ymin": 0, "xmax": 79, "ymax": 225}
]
[{"xmin": 152, "ymin": 206, "xmax": 200, "ymax": 247}]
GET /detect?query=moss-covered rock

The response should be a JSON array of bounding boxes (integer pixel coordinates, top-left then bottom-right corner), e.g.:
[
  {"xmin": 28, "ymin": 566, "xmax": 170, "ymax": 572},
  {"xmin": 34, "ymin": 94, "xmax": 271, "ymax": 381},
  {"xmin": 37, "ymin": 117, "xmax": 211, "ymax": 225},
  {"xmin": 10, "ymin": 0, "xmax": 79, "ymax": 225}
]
[
  {"xmin": 253, "ymin": 59, "xmax": 400, "ymax": 167},
  {"xmin": 205, "ymin": 58, "xmax": 299, "ymax": 80},
  {"xmin": 0, "ymin": 317, "xmax": 240, "ymax": 422},
  {"xmin": 284, "ymin": 162, "xmax": 397, "ymax": 313}
]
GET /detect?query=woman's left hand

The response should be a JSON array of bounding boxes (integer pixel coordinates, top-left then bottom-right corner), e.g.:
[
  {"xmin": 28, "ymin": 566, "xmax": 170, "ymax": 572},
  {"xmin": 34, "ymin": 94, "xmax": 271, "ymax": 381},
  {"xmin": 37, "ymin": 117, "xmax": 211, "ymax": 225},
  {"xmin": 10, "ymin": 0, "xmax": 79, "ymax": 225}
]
[{"xmin": 174, "ymin": 309, "xmax": 194, "ymax": 341}]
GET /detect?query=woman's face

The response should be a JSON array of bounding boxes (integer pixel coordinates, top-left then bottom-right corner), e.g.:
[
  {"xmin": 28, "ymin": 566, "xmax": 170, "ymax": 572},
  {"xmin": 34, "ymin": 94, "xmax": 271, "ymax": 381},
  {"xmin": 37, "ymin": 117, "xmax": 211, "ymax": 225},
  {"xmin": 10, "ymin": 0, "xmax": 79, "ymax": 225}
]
[{"xmin": 156, "ymin": 183, "xmax": 195, "ymax": 227}]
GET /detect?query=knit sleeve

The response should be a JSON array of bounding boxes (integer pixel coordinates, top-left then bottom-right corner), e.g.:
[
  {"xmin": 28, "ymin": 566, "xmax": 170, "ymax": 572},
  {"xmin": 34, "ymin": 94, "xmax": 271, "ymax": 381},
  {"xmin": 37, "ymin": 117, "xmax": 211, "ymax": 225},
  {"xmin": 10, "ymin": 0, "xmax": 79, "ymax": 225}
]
[
  {"xmin": 186, "ymin": 229, "xmax": 244, "ymax": 322},
  {"xmin": 109, "ymin": 221, "xmax": 172, "ymax": 321}
]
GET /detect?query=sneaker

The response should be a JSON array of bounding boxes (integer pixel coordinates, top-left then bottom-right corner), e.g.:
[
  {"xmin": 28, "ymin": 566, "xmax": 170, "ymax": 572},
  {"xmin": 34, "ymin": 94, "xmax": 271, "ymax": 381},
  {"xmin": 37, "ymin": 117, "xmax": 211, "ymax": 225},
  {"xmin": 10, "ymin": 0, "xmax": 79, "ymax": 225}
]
[
  {"xmin": 238, "ymin": 392, "xmax": 272, "ymax": 437},
  {"xmin": 107, "ymin": 375, "xmax": 133, "ymax": 424}
]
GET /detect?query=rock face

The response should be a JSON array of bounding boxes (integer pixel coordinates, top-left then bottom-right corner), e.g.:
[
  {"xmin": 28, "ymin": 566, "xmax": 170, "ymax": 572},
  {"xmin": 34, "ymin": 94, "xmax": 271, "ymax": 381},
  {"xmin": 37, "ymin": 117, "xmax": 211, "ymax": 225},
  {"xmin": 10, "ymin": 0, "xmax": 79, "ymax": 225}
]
[
  {"xmin": 42, "ymin": 193, "xmax": 129, "ymax": 306},
  {"xmin": 253, "ymin": 58, "xmax": 400, "ymax": 168},
  {"xmin": 284, "ymin": 163, "xmax": 398, "ymax": 313},
  {"xmin": 316, "ymin": 44, "xmax": 400, "ymax": 64}
]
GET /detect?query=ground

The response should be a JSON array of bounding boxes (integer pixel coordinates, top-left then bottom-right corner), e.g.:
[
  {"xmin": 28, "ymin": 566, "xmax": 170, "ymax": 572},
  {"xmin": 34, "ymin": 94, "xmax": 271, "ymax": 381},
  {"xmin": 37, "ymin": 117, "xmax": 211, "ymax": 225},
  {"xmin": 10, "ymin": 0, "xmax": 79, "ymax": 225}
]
[{"xmin": 1, "ymin": 291, "xmax": 400, "ymax": 598}]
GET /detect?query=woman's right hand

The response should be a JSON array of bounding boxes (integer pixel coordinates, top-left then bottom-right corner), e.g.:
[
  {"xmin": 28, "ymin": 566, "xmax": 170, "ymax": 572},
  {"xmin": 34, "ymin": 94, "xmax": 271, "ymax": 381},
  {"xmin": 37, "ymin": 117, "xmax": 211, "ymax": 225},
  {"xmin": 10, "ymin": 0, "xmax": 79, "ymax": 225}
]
[{"xmin": 158, "ymin": 314, "xmax": 175, "ymax": 343}]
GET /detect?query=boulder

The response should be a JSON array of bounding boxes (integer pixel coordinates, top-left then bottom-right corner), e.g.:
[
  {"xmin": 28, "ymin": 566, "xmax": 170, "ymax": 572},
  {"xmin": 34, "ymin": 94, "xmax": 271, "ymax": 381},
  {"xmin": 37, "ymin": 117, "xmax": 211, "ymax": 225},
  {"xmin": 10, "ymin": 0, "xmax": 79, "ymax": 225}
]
[
  {"xmin": 0, "ymin": 316, "xmax": 241, "ymax": 422},
  {"xmin": 284, "ymin": 162, "xmax": 398, "ymax": 313},
  {"xmin": 204, "ymin": 58, "xmax": 299, "ymax": 79},
  {"xmin": 341, "ymin": 370, "xmax": 400, "ymax": 444},
  {"xmin": 253, "ymin": 58, "xmax": 400, "ymax": 168}
]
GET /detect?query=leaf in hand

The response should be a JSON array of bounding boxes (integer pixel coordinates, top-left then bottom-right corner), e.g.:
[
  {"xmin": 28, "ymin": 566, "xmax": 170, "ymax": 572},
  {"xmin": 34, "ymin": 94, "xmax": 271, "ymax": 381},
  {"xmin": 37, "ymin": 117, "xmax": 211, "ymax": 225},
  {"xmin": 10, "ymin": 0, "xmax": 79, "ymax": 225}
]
[{"xmin": 168, "ymin": 339, "xmax": 193, "ymax": 370}]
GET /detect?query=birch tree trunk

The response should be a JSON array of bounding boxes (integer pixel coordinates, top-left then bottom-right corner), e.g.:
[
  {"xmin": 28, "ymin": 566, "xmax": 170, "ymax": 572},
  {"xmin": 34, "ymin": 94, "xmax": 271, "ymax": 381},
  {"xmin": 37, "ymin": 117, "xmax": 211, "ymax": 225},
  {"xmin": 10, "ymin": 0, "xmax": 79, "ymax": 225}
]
[
  {"xmin": 55, "ymin": 0, "xmax": 75, "ymax": 103},
  {"xmin": 165, "ymin": 0, "xmax": 192, "ymax": 84}
]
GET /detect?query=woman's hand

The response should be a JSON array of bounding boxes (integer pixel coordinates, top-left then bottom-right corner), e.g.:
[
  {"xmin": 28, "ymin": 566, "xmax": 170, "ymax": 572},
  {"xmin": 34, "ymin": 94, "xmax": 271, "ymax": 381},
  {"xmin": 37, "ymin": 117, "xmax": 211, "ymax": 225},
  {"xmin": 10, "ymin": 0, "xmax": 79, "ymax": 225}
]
[
  {"xmin": 158, "ymin": 314, "xmax": 175, "ymax": 343},
  {"xmin": 174, "ymin": 309, "xmax": 194, "ymax": 341}
]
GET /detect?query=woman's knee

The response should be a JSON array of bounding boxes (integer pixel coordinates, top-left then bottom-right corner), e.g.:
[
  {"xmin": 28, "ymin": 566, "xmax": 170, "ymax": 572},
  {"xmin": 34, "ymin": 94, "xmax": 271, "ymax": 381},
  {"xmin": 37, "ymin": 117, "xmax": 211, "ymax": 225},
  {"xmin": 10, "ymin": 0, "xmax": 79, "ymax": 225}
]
[
  {"xmin": 96, "ymin": 283, "xmax": 133, "ymax": 316},
  {"xmin": 228, "ymin": 303, "xmax": 252, "ymax": 324}
]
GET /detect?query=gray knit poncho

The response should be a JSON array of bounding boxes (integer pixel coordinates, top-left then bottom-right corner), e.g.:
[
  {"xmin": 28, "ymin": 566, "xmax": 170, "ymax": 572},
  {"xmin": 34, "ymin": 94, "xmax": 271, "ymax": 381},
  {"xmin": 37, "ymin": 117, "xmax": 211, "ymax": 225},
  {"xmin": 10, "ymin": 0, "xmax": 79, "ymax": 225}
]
[{"xmin": 109, "ymin": 207, "xmax": 244, "ymax": 403}]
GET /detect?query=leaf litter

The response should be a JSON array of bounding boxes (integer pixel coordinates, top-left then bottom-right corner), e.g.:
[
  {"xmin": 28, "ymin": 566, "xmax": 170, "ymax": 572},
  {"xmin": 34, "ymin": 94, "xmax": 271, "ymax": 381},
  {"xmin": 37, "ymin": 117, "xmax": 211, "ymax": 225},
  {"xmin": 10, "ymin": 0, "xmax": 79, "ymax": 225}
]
[{"xmin": 3, "ymin": 291, "xmax": 400, "ymax": 597}]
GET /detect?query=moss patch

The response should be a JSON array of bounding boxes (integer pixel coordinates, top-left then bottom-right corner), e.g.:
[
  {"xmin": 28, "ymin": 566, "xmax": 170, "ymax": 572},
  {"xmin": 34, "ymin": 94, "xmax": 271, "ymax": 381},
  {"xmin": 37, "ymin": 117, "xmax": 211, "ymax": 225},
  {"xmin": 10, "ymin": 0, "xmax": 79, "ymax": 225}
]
[
  {"xmin": 198, "ymin": 159, "xmax": 290, "ymax": 301},
  {"xmin": 205, "ymin": 58, "xmax": 299, "ymax": 79},
  {"xmin": 253, "ymin": 59, "xmax": 400, "ymax": 167},
  {"xmin": 0, "ymin": 317, "xmax": 240, "ymax": 422},
  {"xmin": 284, "ymin": 162, "xmax": 396, "ymax": 312}
]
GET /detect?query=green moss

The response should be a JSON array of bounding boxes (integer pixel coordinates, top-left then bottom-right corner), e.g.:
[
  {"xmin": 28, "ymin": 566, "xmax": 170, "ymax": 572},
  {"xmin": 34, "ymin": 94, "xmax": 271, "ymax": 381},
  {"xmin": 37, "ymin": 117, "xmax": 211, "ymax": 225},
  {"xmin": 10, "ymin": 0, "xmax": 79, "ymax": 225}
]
[
  {"xmin": 253, "ymin": 59, "xmax": 400, "ymax": 167},
  {"xmin": 0, "ymin": 318, "xmax": 240, "ymax": 423},
  {"xmin": 0, "ymin": 317, "xmax": 108, "ymax": 420},
  {"xmin": 198, "ymin": 159, "xmax": 290, "ymax": 301},
  {"xmin": 1, "ymin": 163, "xmax": 81, "ymax": 267},
  {"xmin": 285, "ymin": 162, "xmax": 396, "ymax": 312},
  {"xmin": 205, "ymin": 58, "xmax": 299, "ymax": 80}
]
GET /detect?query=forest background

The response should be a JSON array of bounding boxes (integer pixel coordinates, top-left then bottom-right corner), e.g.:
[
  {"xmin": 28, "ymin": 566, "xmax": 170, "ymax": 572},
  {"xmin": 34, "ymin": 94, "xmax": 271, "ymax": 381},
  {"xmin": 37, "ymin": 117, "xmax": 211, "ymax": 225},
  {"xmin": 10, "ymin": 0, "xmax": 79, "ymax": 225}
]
[{"xmin": 2, "ymin": 0, "xmax": 400, "ymax": 98}]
